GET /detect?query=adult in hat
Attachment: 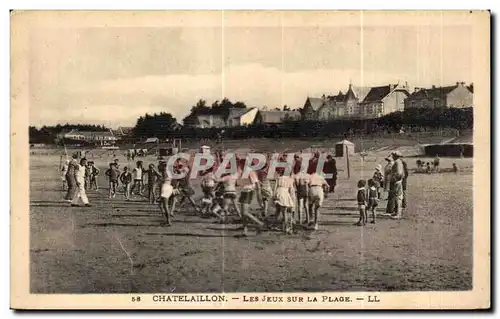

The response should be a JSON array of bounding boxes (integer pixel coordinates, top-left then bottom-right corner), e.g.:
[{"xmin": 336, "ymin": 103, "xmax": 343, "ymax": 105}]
[
  {"xmin": 387, "ymin": 151, "xmax": 405, "ymax": 219},
  {"xmin": 64, "ymin": 153, "xmax": 79, "ymax": 201}
]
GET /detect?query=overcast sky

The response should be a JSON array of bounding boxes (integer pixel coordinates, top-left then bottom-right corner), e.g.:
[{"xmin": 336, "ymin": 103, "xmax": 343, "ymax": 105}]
[{"xmin": 27, "ymin": 14, "xmax": 473, "ymax": 128}]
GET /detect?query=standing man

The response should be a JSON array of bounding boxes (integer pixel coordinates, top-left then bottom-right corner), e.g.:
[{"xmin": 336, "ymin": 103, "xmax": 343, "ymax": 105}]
[
  {"xmin": 323, "ymin": 155, "xmax": 338, "ymax": 194},
  {"xmin": 433, "ymin": 154, "xmax": 440, "ymax": 172},
  {"xmin": 64, "ymin": 153, "xmax": 79, "ymax": 202},
  {"xmin": 71, "ymin": 158, "xmax": 91, "ymax": 207},
  {"xmin": 388, "ymin": 151, "xmax": 404, "ymax": 219}
]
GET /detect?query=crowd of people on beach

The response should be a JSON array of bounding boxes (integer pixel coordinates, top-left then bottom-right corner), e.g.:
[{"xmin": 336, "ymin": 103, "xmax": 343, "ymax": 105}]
[{"xmin": 59, "ymin": 148, "xmax": 413, "ymax": 236}]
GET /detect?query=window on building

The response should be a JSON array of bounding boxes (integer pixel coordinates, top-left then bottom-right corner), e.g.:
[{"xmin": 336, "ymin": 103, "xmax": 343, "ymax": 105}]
[
  {"xmin": 411, "ymin": 101, "xmax": 416, "ymax": 108},
  {"xmin": 434, "ymin": 100, "xmax": 440, "ymax": 108}
]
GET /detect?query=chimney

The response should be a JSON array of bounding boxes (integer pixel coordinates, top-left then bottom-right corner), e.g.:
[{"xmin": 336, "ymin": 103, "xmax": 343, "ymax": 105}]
[
  {"xmin": 322, "ymin": 94, "xmax": 326, "ymax": 100},
  {"xmin": 405, "ymin": 81, "xmax": 408, "ymax": 88},
  {"xmin": 460, "ymin": 81, "xmax": 465, "ymax": 86},
  {"xmin": 456, "ymin": 82, "xmax": 460, "ymax": 86},
  {"xmin": 432, "ymin": 85, "xmax": 436, "ymax": 89}
]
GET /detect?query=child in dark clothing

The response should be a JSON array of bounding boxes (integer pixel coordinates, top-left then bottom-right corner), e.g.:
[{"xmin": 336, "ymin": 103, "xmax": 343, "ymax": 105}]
[
  {"xmin": 372, "ymin": 164, "xmax": 384, "ymax": 200},
  {"xmin": 355, "ymin": 179, "xmax": 367, "ymax": 226},
  {"xmin": 89, "ymin": 161, "xmax": 100, "ymax": 190},
  {"xmin": 119, "ymin": 166, "xmax": 133, "ymax": 200},
  {"xmin": 367, "ymin": 179, "xmax": 379, "ymax": 224},
  {"xmin": 105, "ymin": 163, "xmax": 120, "ymax": 198},
  {"xmin": 144, "ymin": 163, "xmax": 161, "ymax": 204}
]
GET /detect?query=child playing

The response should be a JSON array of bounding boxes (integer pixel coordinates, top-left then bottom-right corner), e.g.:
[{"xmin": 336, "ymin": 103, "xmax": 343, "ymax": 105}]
[
  {"xmin": 210, "ymin": 179, "xmax": 225, "ymax": 220},
  {"xmin": 131, "ymin": 161, "xmax": 144, "ymax": 196},
  {"xmin": 238, "ymin": 169, "xmax": 264, "ymax": 237},
  {"xmin": 366, "ymin": 179, "xmax": 379, "ymax": 224},
  {"xmin": 200, "ymin": 169, "xmax": 217, "ymax": 217},
  {"xmin": 452, "ymin": 163, "xmax": 459, "ymax": 174},
  {"xmin": 89, "ymin": 161, "xmax": 100, "ymax": 190},
  {"xmin": 105, "ymin": 162, "xmax": 120, "ymax": 198},
  {"xmin": 221, "ymin": 172, "xmax": 240, "ymax": 221},
  {"xmin": 355, "ymin": 179, "xmax": 367, "ymax": 226},
  {"xmin": 274, "ymin": 171, "xmax": 296, "ymax": 234},
  {"xmin": 294, "ymin": 171, "xmax": 310, "ymax": 225},
  {"xmin": 84, "ymin": 161, "xmax": 93, "ymax": 191},
  {"xmin": 60, "ymin": 159, "xmax": 69, "ymax": 191},
  {"xmin": 307, "ymin": 172, "xmax": 329, "ymax": 231},
  {"xmin": 257, "ymin": 165, "xmax": 273, "ymax": 220},
  {"xmin": 119, "ymin": 166, "xmax": 133, "ymax": 200},
  {"xmin": 372, "ymin": 164, "xmax": 384, "ymax": 200},
  {"xmin": 175, "ymin": 163, "xmax": 200, "ymax": 214},
  {"xmin": 159, "ymin": 177, "xmax": 175, "ymax": 226},
  {"xmin": 426, "ymin": 162, "xmax": 432, "ymax": 174},
  {"xmin": 144, "ymin": 163, "xmax": 161, "ymax": 204}
]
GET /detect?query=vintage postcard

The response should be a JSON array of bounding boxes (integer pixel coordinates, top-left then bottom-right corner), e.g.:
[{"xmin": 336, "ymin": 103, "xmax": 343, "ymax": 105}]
[{"xmin": 11, "ymin": 10, "xmax": 490, "ymax": 309}]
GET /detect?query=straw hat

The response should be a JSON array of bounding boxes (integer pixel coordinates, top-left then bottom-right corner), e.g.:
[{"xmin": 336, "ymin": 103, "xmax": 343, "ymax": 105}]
[
  {"xmin": 376, "ymin": 164, "xmax": 382, "ymax": 171},
  {"xmin": 391, "ymin": 151, "xmax": 403, "ymax": 158}
]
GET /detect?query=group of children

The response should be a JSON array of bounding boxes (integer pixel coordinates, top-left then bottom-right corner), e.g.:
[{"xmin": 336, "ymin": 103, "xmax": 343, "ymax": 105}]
[
  {"xmin": 61, "ymin": 151, "xmax": 405, "ymax": 236},
  {"xmin": 153, "ymin": 160, "xmax": 333, "ymax": 236}
]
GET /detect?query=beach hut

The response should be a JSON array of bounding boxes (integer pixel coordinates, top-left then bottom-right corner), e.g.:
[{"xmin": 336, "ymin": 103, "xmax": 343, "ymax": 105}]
[{"xmin": 335, "ymin": 139, "xmax": 355, "ymax": 157}]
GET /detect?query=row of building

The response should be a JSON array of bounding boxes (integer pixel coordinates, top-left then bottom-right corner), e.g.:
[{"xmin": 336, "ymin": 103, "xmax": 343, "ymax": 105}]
[
  {"xmin": 192, "ymin": 108, "xmax": 301, "ymax": 129},
  {"xmin": 302, "ymin": 81, "xmax": 473, "ymax": 121},
  {"xmin": 56, "ymin": 127, "xmax": 133, "ymax": 145},
  {"xmin": 189, "ymin": 81, "xmax": 474, "ymax": 128}
]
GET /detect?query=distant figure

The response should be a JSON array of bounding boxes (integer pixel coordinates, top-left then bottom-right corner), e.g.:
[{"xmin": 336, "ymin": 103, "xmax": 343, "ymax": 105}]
[
  {"xmin": 452, "ymin": 163, "xmax": 459, "ymax": 174},
  {"xmin": 292, "ymin": 154, "xmax": 302, "ymax": 175},
  {"xmin": 355, "ymin": 179, "xmax": 367, "ymax": 226},
  {"xmin": 433, "ymin": 155, "xmax": 440, "ymax": 172},
  {"xmin": 426, "ymin": 162, "xmax": 432, "ymax": 174},
  {"xmin": 71, "ymin": 158, "xmax": 91, "ymax": 207},
  {"xmin": 416, "ymin": 160, "xmax": 423, "ymax": 169}
]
